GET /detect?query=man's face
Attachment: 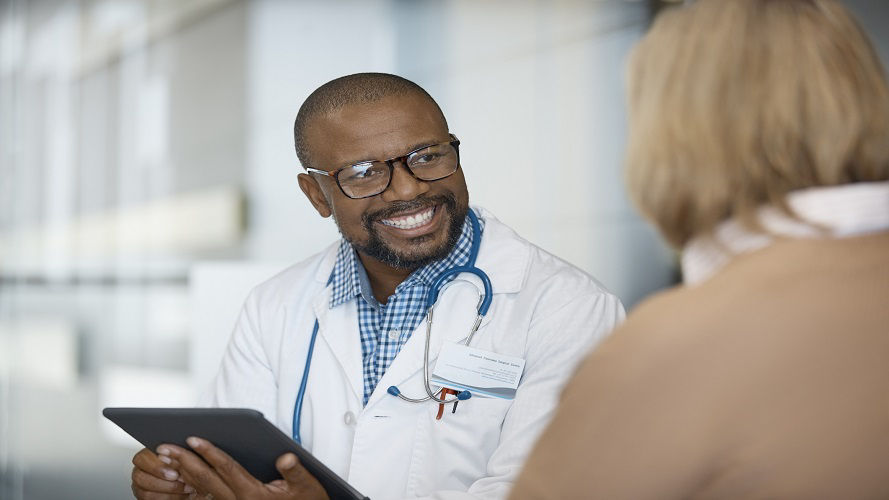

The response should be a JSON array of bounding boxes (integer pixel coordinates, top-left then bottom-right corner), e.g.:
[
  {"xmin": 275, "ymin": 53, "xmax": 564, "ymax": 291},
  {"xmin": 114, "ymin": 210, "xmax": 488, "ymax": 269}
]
[{"xmin": 298, "ymin": 93, "xmax": 469, "ymax": 270}]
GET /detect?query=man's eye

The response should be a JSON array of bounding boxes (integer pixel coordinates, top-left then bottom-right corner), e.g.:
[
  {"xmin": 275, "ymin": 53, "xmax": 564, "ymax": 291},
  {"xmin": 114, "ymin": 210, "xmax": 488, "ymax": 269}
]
[
  {"xmin": 345, "ymin": 166, "xmax": 382, "ymax": 181},
  {"xmin": 413, "ymin": 153, "xmax": 443, "ymax": 164}
]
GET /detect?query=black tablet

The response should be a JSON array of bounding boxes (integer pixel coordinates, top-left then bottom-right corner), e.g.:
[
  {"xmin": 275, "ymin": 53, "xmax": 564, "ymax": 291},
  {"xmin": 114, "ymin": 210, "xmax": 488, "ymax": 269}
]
[{"xmin": 103, "ymin": 407, "xmax": 368, "ymax": 500}]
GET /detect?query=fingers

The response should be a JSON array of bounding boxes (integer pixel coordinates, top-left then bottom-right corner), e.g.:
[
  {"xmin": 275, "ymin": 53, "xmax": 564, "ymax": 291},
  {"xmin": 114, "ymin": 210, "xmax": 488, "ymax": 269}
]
[
  {"xmin": 132, "ymin": 467, "xmax": 190, "ymax": 495},
  {"xmin": 133, "ymin": 448, "xmax": 181, "ymax": 482},
  {"xmin": 155, "ymin": 447, "xmax": 183, "ymax": 469},
  {"xmin": 162, "ymin": 439, "xmax": 238, "ymax": 500},
  {"xmin": 131, "ymin": 481, "xmax": 190, "ymax": 499},
  {"xmin": 131, "ymin": 447, "xmax": 191, "ymax": 498},
  {"xmin": 184, "ymin": 437, "xmax": 261, "ymax": 495},
  {"xmin": 276, "ymin": 454, "xmax": 329, "ymax": 499}
]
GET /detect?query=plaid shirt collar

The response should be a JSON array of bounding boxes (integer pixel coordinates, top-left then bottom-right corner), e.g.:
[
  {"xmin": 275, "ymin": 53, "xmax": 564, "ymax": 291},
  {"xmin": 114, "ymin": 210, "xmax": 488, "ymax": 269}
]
[{"xmin": 328, "ymin": 211, "xmax": 480, "ymax": 308}]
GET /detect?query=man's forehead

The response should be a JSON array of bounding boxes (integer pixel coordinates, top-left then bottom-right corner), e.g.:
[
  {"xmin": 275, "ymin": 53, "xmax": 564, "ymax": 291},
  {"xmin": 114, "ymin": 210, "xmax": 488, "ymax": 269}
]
[
  {"xmin": 305, "ymin": 94, "xmax": 449, "ymax": 166},
  {"xmin": 325, "ymin": 94, "xmax": 442, "ymax": 130}
]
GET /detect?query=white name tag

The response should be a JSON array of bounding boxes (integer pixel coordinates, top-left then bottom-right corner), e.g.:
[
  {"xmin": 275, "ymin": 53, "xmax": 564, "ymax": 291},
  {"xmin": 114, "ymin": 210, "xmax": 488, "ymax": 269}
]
[{"xmin": 430, "ymin": 342, "xmax": 526, "ymax": 399}]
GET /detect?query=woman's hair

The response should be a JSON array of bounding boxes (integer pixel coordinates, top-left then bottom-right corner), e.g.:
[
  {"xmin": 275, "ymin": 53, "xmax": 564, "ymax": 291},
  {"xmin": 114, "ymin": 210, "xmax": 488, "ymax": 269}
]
[{"xmin": 625, "ymin": 0, "xmax": 889, "ymax": 248}]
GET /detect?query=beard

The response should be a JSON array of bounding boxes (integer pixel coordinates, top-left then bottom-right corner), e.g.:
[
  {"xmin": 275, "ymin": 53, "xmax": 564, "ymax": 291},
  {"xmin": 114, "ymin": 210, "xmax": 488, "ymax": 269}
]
[{"xmin": 343, "ymin": 193, "xmax": 468, "ymax": 271}]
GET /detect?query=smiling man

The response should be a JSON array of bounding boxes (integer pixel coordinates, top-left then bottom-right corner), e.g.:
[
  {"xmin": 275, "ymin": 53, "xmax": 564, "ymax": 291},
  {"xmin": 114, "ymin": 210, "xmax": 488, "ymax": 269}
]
[{"xmin": 129, "ymin": 73, "xmax": 624, "ymax": 500}]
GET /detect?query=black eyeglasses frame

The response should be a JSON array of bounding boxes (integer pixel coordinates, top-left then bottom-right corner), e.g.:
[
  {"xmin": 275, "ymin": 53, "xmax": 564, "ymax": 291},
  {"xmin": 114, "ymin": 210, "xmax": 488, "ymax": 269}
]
[{"xmin": 305, "ymin": 135, "xmax": 461, "ymax": 199}]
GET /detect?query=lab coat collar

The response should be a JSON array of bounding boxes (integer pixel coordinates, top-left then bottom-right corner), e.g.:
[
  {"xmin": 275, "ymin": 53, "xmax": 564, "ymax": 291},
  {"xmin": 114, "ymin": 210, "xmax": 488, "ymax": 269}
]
[
  {"xmin": 313, "ymin": 240, "xmax": 341, "ymax": 285},
  {"xmin": 470, "ymin": 206, "xmax": 528, "ymax": 295}
]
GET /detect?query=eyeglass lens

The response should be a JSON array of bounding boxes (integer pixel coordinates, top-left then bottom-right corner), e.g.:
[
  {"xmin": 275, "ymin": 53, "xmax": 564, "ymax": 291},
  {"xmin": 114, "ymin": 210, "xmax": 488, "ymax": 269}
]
[{"xmin": 337, "ymin": 142, "xmax": 458, "ymax": 198}]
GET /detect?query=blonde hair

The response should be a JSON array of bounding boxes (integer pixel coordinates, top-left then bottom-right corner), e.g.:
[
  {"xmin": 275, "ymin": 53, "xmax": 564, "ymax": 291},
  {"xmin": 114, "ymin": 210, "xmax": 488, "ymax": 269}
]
[{"xmin": 625, "ymin": 0, "xmax": 889, "ymax": 248}]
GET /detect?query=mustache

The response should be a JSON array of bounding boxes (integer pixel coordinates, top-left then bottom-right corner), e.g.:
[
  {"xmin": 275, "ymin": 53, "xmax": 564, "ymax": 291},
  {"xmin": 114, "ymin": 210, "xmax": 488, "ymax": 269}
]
[{"xmin": 362, "ymin": 194, "xmax": 457, "ymax": 226}]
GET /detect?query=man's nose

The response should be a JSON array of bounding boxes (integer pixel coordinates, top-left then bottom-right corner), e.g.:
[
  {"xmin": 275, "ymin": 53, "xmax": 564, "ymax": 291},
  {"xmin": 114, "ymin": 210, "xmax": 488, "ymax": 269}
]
[{"xmin": 380, "ymin": 161, "xmax": 430, "ymax": 202}]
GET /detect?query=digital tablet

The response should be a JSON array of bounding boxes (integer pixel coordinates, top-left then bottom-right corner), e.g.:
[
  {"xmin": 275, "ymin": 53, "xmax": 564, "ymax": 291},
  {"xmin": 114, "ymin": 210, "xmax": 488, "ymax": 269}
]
[{"xmin": 103, "ymin": 407, "xmax": 368, "ymax": 500}]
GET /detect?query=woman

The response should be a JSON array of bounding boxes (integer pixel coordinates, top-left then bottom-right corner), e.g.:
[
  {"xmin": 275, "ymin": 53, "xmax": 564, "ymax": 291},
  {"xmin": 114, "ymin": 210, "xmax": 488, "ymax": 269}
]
[{"xmin": 510, "ymin": 0, "xmax": 889, "ymax": 498}]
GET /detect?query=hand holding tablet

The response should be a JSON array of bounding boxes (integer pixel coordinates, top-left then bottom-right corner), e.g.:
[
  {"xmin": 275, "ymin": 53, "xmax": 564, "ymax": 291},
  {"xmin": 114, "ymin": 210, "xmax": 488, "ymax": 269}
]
[
  {"xmin": 143, "ymin": 436, "xmax": 327, "ymax": 500},
  {"xmin": 104, "ymin": 407, "xmax": 368, "ymax": 500}
]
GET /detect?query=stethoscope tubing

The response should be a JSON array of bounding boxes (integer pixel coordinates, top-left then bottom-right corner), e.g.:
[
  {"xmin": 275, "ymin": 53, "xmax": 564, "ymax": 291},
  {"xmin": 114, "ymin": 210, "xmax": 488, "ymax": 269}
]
[{"xmin": 292, "ymin": 320, "xmax": 320, "ymax": 445}]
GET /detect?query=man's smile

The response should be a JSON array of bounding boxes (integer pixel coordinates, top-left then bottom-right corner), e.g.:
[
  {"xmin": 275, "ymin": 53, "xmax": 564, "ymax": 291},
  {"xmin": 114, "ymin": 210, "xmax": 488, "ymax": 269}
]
[{"xmin": 376, "ymin": 204, "xmax": 443, "ymax": 237}]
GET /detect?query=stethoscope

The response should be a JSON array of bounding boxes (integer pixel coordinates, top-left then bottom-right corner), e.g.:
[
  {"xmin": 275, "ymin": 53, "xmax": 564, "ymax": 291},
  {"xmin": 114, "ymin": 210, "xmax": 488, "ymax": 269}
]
[{"xmin": 292, "ymin": 210, "xmax": 492, "ymax": 444}]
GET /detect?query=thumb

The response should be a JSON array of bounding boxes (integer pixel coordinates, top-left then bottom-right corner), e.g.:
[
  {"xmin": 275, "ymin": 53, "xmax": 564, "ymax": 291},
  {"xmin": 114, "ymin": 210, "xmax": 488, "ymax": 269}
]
[
  {"xmin": 276, "ymin": 453, "xmax": 326, "ymax": 495},
  {"xmin": 276, "ymin": 453, "xmax": 302, "ymax": 481}
]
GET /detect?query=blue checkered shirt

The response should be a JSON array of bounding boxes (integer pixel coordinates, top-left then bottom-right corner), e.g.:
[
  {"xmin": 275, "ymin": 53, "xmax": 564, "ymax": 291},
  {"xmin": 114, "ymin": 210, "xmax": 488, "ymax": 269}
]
[{"xmin": 328, "ymin": 211, "xmax": 483, "ymax": 405}]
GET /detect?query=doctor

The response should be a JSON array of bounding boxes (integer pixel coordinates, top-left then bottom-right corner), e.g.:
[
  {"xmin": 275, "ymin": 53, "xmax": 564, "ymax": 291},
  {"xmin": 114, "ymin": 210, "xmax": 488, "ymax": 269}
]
[{"xmin": 130, "ymin": 73, "xmax": 624, "ymax": 500}]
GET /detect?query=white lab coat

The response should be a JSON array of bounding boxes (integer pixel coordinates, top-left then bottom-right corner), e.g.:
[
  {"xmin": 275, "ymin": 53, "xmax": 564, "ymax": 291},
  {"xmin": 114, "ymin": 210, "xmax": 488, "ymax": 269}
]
[{"xmin": 203, "ymin": 207, "xmax": 625, "ymax": 499}]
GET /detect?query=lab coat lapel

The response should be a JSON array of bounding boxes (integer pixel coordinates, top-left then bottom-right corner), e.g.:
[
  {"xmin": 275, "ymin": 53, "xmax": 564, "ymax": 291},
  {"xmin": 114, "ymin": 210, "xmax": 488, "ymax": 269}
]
[{"xmin": 312, "ymin": 285, "xmax": 364, "ymax": 404}]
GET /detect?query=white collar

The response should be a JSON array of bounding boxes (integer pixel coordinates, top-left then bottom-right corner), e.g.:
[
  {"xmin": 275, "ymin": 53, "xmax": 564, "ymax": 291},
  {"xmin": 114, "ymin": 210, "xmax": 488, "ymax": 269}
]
[{"xmin": 681, "ymin": 181, "xmax": 889, "ymax": 286}]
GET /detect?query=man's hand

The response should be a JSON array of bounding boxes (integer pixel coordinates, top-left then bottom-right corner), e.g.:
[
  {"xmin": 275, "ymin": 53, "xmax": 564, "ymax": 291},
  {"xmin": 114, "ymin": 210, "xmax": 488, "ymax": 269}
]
[
  {"xmin": 154, "ymin": 437, "xmax": 329, "ymax": 500},
  {"xmin": 131, "ymin": 447, "xmax": 192, "ymax": 499}
]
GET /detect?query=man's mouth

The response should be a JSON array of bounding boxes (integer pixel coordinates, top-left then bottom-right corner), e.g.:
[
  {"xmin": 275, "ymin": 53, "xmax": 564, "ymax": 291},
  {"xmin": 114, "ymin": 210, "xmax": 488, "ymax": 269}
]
[{"xmin": 378, "ymin": 205, "xmax": 437, "ymax": 230}]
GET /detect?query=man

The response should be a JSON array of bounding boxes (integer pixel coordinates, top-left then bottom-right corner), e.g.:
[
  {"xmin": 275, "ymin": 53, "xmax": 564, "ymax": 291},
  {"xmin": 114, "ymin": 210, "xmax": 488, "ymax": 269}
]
[{"xmin": 130, "ymin": 73, "xmax": 624, "ymax": 499}]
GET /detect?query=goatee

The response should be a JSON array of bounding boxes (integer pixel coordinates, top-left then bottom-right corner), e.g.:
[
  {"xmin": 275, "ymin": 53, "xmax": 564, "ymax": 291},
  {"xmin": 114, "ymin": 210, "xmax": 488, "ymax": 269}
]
[{"xmin": 347, "ymin": 193, "xmax": 468, "ymax": 271}]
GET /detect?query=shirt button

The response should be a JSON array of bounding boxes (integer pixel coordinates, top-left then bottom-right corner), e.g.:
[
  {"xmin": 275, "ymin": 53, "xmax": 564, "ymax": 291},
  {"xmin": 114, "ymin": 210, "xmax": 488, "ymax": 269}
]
[
  {"xmin": 387, "ymin": 330, "xmax": 400, "ymax": 340},
  {"xmin": 343, "ymin": 411, "xmax": 356, "ymax": 426}
]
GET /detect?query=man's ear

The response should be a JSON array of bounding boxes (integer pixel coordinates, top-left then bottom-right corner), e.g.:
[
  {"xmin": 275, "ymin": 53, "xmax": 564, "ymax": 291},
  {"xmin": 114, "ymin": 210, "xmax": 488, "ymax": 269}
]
[{"xmin": 298, "ymin": 173, "xmax": 333, "ymax": 218}]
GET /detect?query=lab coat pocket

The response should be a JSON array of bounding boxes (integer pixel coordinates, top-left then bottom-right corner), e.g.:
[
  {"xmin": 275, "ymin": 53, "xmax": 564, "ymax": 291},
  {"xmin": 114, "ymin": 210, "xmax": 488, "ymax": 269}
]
[
  {"xmin": 432, "ymin": 395, "xmax": 512, "ymax": 458},
  {"xmin": 408, "ymin": 396, "xmax": 514, "ymax": 496},
  {"xmin": 451, "ymin": 394, "xmax": 513, "ymax": 419}
]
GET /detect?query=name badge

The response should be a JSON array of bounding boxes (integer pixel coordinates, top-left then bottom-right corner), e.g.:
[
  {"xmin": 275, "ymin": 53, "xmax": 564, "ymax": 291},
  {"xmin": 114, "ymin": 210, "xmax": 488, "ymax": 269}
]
[{"xmin": 430, "ymin": 342, "xmax": 526, "ymax": 399}]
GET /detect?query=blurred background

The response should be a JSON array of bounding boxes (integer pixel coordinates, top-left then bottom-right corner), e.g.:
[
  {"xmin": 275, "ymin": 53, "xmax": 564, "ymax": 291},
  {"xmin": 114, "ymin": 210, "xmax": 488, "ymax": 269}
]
[{"xmin": 0, "ymin": 0, "xmax": 886, "ymax": 498}]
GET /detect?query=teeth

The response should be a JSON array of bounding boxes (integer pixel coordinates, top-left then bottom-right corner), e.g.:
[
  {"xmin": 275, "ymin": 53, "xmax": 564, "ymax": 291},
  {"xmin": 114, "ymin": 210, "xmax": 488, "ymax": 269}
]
[{"xmin": 381, "ymin": 207, "xmax": 435, "ymax": 230}]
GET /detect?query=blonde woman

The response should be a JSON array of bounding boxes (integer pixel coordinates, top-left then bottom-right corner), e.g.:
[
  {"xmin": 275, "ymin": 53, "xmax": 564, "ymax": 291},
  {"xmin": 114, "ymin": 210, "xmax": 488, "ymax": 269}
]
[{"xmin": 510, "ymin": 0, "xmax": 889, "ymax": 498}]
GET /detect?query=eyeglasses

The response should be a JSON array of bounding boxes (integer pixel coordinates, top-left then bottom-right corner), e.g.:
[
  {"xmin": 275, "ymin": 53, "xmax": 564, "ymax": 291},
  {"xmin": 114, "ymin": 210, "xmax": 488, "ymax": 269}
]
[{"xmin": 305, "ymin": 135, "xmax": 461, "ymax": 199}]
